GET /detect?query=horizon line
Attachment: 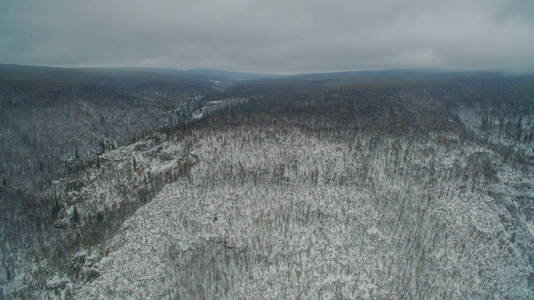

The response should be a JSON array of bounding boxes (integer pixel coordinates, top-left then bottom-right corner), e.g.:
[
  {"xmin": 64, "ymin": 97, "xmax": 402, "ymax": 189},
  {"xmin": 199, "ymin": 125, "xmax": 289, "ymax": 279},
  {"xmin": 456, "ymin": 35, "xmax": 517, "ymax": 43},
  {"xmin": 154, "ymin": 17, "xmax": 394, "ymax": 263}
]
[{"xmin": 1, "ymin": 62, "xmax": 531, "ymax": 77}]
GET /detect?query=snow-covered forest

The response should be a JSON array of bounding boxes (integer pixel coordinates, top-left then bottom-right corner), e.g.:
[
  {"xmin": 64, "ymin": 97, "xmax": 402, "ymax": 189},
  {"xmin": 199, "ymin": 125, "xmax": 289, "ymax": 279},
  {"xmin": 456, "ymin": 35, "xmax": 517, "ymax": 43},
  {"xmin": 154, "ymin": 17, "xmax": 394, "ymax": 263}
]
[{"xmin": 1, "ymin": 67, "xmax": 533, "ymax": 299}]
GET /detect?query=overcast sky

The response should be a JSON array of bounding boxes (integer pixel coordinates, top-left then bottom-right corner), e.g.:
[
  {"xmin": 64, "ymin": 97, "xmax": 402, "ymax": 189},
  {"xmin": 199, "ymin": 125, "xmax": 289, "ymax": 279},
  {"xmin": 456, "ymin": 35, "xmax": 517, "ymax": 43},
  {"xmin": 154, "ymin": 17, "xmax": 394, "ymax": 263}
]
[{"xmin": 1, "ymin": 0, "xmax": 533, "ymax": 74}]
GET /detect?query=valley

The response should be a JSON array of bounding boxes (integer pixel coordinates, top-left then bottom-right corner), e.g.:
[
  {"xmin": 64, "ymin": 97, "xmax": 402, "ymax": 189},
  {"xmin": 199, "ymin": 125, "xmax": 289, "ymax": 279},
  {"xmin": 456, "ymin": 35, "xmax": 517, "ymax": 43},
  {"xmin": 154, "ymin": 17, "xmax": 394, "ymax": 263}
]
[{"xmin": 1, "ymin": 66, "xmax": 533, "ymax": 299}]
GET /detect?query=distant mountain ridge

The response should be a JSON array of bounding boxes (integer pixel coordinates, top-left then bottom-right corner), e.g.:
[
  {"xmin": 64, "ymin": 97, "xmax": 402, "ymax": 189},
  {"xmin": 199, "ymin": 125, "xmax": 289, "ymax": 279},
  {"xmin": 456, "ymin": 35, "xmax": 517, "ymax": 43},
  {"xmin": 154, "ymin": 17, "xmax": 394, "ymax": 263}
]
[{"xmin": 0, "ymin": 64, "xmax": 281, "ymax": 87}]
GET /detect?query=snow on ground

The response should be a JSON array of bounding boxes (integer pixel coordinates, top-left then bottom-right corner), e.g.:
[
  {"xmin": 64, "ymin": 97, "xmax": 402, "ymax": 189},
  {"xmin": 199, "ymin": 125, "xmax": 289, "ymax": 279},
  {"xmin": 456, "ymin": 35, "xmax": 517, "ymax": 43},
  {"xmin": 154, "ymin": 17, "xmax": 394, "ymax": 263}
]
[{"xmin": 70, "ymin": 123, "xmax": 533, "ymax": 299}]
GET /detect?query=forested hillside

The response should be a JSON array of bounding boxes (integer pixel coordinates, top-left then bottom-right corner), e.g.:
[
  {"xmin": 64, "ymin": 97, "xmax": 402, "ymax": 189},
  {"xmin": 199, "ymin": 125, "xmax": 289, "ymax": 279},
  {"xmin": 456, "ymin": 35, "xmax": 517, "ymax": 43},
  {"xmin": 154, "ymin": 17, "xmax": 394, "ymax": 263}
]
[
  {"xmin": 0, "ymin": 65, "xmax": 225, "ymax": 193},
  {"xmin": 1, "ymin": 69, "xmax": 533, "ymax": 299}
]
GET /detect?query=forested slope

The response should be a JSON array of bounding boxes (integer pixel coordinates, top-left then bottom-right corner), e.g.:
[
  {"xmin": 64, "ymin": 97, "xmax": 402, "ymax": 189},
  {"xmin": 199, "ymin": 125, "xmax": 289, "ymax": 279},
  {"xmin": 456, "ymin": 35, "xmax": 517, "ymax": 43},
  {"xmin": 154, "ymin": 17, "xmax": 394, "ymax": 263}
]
[
  {"xmin": 0, "ymin": 65, "xmax": 218, "ymax": 193},
  {"xmin": 72, "ymin": 110, "xmax": 533, "ymax": 299},
  {"xmin": 1, "ymin": 70, "xmax": 533, "ymax": 299}
]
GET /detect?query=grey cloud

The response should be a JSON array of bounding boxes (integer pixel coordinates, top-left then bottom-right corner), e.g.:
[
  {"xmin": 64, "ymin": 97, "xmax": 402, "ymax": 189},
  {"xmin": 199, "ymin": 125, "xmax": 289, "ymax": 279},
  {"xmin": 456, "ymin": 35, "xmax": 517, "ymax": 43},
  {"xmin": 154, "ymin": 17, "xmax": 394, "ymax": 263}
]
[{"xmin": 1, "ymin": 0, "xmax": 533, "ymax": 73}]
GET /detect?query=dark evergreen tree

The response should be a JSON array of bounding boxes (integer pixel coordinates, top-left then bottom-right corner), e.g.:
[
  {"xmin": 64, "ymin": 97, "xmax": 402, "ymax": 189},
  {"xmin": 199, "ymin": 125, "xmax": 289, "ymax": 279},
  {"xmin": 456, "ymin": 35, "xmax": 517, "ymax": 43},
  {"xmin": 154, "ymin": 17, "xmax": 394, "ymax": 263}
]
[{"xmin": 71, "ymin": 206, "xmax": 80, "ymax": 224}]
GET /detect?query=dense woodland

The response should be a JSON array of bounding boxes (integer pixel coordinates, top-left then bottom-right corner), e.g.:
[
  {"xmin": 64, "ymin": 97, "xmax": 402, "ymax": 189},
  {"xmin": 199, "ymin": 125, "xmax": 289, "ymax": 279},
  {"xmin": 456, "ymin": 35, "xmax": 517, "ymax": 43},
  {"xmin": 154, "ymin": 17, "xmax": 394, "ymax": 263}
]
[
  {"xmin": 1, "ymin": 66, "xmax": 533, "ymax": 298},
  {"xmin": 0, "ymin": 65, "xmax": 219, "ymax": 193}
]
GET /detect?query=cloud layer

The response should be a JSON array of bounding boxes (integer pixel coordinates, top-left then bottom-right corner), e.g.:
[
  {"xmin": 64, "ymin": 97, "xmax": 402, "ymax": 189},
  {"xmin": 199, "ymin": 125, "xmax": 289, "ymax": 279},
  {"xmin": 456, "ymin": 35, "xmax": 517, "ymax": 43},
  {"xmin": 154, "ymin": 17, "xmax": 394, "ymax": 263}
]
[{"xmin": 1, "ymin": 0, "xmax": 533, "ymax": 73}]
